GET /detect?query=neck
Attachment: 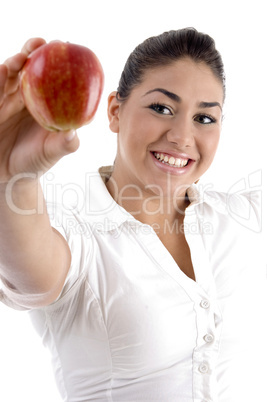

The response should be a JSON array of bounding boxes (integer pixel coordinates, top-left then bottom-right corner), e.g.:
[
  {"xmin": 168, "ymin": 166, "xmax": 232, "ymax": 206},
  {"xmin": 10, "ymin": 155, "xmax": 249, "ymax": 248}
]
[{"xmin": 106, "ymin": 173, "xmax": 190, "ymax": 228}]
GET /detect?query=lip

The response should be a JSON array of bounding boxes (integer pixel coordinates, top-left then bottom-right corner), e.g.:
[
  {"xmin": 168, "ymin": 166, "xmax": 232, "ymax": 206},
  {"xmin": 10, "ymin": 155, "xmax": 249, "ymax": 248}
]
[
  {"xmin": 150, "ymin": 151, "xmax": 195, "ymax": 175},
  {"xmin": 151, "ymin": 150, "xmax": 195, "ymax": 161}
]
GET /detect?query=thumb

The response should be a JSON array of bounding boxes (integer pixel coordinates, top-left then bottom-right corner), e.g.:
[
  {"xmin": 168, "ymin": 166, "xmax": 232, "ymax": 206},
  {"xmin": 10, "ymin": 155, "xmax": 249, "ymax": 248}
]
[
  {"xmin": 62, "ymin": 130, "xmax": 80, "ymax": 153},
  {"xmin": 44, "ymin": 129, "xmax": 80, "ymax": 166}
]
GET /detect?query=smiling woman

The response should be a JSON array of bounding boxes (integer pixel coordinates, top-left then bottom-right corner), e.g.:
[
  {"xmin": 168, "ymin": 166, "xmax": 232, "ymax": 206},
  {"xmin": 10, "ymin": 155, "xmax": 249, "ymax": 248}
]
[
  {"xmin": 107, "ymin": 57, "xmax": 223, "ymax": 214},
  {"xmin": 0, "ymin": 27, "xmax": 266, "ymax": 402}
]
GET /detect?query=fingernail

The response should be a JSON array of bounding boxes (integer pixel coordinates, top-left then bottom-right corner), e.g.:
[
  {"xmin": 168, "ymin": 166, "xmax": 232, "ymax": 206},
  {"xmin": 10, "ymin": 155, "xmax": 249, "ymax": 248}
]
[{"xmin": 65, "ymin": 130, "xmax": 77, "ymax": 142}]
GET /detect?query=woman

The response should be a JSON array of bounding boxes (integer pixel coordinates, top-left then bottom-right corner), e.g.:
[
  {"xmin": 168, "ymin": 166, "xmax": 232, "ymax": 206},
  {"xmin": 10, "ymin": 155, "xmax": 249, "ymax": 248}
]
[{"xmin": 0, "ymin": 28, "xmax": 266, "ymax": 401}]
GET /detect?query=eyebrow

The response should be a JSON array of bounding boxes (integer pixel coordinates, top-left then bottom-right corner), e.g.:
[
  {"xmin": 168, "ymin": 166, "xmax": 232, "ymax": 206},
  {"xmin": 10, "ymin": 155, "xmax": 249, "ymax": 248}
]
[
  {"xmin": 144, "ymin": 88, "xmax": 222, "ymax": 111},
  {"xmin": 198, "ymin": 101, "xmax": 222, "ymax": 111},
  {"xmin": 144, "ymin": 88, "xmax": 181, "ymax": 103}
]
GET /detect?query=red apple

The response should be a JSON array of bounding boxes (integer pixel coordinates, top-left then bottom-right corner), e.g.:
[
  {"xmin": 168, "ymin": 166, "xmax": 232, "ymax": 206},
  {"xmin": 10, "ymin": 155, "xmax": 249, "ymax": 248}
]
[{"xmin": 20, "ymin": 41, "xmax": 104, "ymax": 131}]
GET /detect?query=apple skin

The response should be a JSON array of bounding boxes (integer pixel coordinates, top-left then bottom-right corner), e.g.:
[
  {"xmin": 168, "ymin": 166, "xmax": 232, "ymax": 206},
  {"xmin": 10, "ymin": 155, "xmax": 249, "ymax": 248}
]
[{"xmin": 20, "ymin": 41, "xmax": 104, "ymax": 131}]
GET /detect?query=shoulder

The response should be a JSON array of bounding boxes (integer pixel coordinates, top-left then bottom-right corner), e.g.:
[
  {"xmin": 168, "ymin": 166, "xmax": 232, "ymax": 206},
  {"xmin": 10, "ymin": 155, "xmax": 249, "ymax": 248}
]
[
  {"xmin": 206, "ymin": 188, "xmax": 261, "ymax": 214},
  {"xmin": 188, "ymin": 183, "xmax": 262, "ymax": 233}
]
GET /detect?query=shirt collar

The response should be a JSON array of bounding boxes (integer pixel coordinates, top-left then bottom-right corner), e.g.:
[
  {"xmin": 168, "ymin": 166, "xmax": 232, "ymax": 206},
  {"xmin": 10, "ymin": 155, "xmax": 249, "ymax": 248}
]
[
  {"xmin": 84, "ymin": 166, "xmax": 217, "ymax": 232},
  {"xmin": 83, "ymin": 167, "xmax": 133, "ymax": 231}
]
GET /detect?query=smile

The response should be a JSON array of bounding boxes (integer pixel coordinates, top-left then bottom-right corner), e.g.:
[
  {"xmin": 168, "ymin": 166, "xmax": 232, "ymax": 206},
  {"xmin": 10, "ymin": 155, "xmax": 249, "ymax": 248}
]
[{"xmin": 152, "ymin": 152, "xmax": 189, "ymax": 168}]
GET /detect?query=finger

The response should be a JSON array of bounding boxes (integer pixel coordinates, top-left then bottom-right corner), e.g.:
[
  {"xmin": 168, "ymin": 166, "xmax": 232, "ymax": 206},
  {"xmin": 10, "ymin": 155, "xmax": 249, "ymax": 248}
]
[
  {"xmin": 4, "ymin": 53, "xmax": 28, "ymax": 78},
  {"xmin": 0, "ymin": 64, "xmax": 8, "ymax": 99},
  {"xmin": 21, "ymin": 37, "xmax": 46, "ymax": 57},
  {"xmin": 0, "ymin": 90, "xmax": 25, "ymax": 124},
  {"xmin": 3, "ymin": 38, "xmax": 46, "ymax": 77},
  {"xmin": 1, "ymin": 53, "xmax": 26, "ymax": 99},
  {"xmin": 3, "ymin": 39, "xmax": 47, "ymax": 97},
  {"xmin": 0, "ymin": 64, "xmax": 8, "ymax": 85}
]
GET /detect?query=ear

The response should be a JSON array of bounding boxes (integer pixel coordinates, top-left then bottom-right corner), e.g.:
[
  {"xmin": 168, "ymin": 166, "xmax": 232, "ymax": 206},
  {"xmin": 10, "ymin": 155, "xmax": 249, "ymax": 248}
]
[{"xmin": 107, "ymin": 91, "xmax": 120, "ymax": 133}]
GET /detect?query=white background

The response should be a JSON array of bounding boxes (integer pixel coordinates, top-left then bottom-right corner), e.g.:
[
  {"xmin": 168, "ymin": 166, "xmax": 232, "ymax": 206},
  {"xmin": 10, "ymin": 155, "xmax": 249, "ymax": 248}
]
[{"xmin": 0, "ymin": 0, "xmax": 266, "ymax": 400}]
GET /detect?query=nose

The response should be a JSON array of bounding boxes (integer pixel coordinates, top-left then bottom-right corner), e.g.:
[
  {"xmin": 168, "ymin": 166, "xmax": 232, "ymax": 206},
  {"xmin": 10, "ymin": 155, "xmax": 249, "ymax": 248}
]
[{"xmin": 166, "ymin": 117, "xmax": 194, "ymax": 148}]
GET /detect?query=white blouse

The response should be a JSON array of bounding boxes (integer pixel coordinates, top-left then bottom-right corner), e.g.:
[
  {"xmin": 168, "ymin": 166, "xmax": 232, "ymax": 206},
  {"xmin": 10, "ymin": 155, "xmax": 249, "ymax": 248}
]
[{"xmin": 1, "ymin": 167, "xmax": 267, "ymax": 402}]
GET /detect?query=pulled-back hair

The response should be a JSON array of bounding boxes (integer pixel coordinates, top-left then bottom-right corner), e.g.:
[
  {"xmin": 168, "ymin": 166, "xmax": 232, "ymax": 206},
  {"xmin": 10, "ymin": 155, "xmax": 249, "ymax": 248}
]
[{"xmin": 117, "ymin": 27, "xmax": 225, "ymax": 101}]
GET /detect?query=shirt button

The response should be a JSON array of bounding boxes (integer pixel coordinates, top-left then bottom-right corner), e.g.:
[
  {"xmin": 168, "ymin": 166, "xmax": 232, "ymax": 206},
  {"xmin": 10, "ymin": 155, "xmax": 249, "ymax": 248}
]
[
  {"xmin": 200, "ymin": 299, "xmax": 210, "ymax": 309},
  {"xmin": 199, "ymin": 362, "xmax": 209, "ymax": 374},
  {"xmin": 204, "ymin": 333, "xmax": 214, "ymax": 343}
]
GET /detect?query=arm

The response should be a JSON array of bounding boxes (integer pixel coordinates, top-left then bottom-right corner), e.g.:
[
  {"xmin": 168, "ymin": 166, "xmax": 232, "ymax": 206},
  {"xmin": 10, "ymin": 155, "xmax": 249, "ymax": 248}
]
[{"xmin": 0, "ymin": 38, "xmax": 79, "ymax": 307}]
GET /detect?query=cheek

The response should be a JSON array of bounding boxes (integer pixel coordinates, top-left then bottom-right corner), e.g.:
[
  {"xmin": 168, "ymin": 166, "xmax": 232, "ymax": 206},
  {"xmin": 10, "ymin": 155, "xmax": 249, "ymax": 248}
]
[
  {"xmin": 121, "ymin": 115, "xmax": 156, "ymax": 150},
  {"xmin": 117, "ymin": 119, "xmax": 147, "ymax": 164},
  {"xmin": 198, "ymin": 131, "xmax": 220, "ymax": 162}
]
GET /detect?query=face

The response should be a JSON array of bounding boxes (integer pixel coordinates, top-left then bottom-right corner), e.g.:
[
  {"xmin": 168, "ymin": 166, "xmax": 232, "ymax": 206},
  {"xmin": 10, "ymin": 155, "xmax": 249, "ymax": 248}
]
[{"xmin": 108, "ymin": 58, "xmax": 223, "ymax": 205}]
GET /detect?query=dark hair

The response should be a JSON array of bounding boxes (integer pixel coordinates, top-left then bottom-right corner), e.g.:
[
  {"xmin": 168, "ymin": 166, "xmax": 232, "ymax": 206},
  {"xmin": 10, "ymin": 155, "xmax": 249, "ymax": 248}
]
[{"xmin": 117, "ymin": 27, "xmax": 225, "ymax": 102}]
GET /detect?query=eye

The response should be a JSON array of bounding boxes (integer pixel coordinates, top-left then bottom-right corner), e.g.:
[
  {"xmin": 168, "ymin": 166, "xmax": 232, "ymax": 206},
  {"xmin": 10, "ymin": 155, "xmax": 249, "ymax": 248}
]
[
  {"xmin": 149, "ymin": 103, "xmax": 173, "ymax": 115},
  {"xmin": 194, "ymin": 114, "xmax": 216, "ymax": 124}
]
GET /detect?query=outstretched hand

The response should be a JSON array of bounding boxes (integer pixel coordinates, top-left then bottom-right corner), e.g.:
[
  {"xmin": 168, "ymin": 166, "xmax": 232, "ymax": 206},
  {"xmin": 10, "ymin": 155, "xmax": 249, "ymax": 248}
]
[{"xmin": 0, "ymin": 38, "xmax": 79, "ymax": 183}]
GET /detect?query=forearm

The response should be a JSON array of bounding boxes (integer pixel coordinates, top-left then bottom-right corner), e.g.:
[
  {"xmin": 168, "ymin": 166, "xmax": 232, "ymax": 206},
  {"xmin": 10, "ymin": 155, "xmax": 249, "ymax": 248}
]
[{"xmin": 0, "ymin": 177, "xmax": 70, "ymax": 300}]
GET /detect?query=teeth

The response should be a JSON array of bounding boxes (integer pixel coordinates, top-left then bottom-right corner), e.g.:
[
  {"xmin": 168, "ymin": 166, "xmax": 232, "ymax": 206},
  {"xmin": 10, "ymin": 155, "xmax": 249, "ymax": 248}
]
[
  {"xmin": 169, "ymin": 156, "xmax": 175, "ymax": 165},
  {"xmin": 154, "ymin": 152, "xmax": 188, "ymax": 167}
]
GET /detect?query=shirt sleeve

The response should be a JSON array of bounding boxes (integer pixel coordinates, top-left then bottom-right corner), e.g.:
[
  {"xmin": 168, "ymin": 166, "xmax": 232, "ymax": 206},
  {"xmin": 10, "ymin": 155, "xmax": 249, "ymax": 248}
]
[
  {"xmin": 204, "ymin": 188, "xmax": 262, "ymax": 233},
  {"xmin": 225, "ymin": 189, "xmax": 262, "ymax": 233},
  {"xmin": 0, "ymin": 202, "xmax": 93, "ymax": 311}
]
